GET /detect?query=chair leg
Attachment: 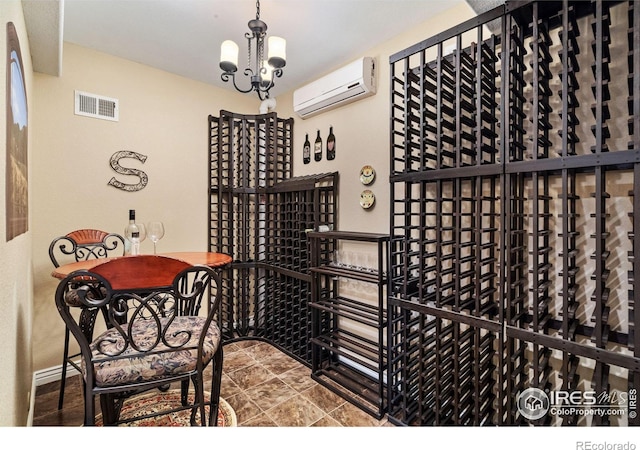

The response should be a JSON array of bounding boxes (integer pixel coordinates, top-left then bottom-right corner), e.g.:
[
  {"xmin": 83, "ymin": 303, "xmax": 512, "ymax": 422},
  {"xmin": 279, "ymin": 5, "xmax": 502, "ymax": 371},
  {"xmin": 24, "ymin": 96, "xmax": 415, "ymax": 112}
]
[
  {"xmin": 58, "ymin": 326, "xmax": 71, "ymax": 410},
  {"xmin": 100, "ymin": 393, "xmax": 123, "ymax": 426},
  {"xmin": 180, "ymin": 379, "xmax": 189, "ymax": 406},
  {"xmin": 209, "ymin": 345, "xmax": 224, "ymax": 426},
  {"xmin": 84, "ymin": 384, "xmax": 96, "ymax": 426},
  {"xmin": 189, "ymin": 375, "xmax": 207, "ymax": 427}
]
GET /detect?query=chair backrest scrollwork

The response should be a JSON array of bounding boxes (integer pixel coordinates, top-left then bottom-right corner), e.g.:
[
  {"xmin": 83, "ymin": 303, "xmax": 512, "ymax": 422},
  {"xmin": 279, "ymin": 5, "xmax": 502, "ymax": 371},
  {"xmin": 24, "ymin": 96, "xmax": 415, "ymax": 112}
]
[
  {"xmin": 55, "ymin": 255, "xmax": 221, "ymax": 378},
  {"xmin": 49, "ymin": 229, "xmax": 125, "ymax": 268}
]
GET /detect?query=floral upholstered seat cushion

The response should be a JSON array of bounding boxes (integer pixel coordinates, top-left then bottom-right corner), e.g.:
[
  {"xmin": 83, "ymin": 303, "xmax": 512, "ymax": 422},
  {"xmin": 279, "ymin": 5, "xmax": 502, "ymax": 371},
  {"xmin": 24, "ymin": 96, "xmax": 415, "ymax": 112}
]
[{"xmin": 83, "ymin": 316, "xmax": 221, "ymax": 387}]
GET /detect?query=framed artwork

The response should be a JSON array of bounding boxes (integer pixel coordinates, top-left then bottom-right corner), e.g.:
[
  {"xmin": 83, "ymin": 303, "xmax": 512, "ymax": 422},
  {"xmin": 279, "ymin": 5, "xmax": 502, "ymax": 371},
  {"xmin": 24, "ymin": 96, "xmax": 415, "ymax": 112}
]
[{"xmin": 6, "ymin": 22, "xmax": 28, "ymax": 241}]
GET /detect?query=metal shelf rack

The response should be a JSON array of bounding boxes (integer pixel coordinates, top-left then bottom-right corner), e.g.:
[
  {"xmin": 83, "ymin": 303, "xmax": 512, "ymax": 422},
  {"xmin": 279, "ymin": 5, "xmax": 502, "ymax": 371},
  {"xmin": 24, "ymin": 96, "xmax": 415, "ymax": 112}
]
[{"xmin": 309, "ymin": 230, "xmax": 389, "ymax": 419}]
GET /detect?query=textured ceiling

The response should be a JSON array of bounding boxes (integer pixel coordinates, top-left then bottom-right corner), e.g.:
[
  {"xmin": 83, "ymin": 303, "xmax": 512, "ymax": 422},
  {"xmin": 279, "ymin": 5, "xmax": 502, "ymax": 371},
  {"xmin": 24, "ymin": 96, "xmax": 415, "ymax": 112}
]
[
  {"xmin": 24, "ymin": 1, "xmax": 510, "ymax": 99},
  {"xmin": 465, "ymin": 0, "xmax": 506, "ymax": 14},
  {"xmin": 58, "ymin": 0, "xmax": 467, "ymax": 98},
  {"xmin": 465, "ymin": 0, "xmax": 505, "ymax": 32},
  {"xmin": 22, "ymin": 0, "xmax": 63, "ymax": 76}
]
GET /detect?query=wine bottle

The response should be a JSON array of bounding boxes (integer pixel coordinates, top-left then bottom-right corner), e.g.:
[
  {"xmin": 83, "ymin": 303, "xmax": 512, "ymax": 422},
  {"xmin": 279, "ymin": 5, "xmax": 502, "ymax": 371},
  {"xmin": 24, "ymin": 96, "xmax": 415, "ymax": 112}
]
[
  {"xmin": 124, "ymin": 209, "xmax": 140, "ymax": 255},
  {"xmin": 303, "ymin": 133, "xmax": 311, "ymax": 164},
  {"xmin": 314, "ymin": 130, "xmax": 322, "ymax": 161},
  {"xmin": 130, "ymin": 231, "xmax": 140, "ymax": 256},
  {"xmin": 326, "ymin": 126, "xmax": 336, "ymax": 160}
]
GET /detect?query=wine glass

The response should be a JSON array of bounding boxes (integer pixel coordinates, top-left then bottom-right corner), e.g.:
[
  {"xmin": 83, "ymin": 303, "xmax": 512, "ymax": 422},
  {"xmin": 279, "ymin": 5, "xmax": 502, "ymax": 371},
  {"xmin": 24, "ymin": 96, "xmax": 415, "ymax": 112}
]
[
  {"xmin": 125, "ymin": 222, "xmax": 146, "ymax": 255},
  {"xmin": 147, "ymin": 221, "xmax": 165, "ymax": 254}
]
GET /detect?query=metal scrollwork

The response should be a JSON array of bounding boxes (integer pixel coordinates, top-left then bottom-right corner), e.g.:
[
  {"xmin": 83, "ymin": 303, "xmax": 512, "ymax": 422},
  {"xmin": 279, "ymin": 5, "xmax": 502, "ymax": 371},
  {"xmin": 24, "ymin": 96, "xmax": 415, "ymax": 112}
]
[{"xmin": 108, "ymin": 151, "xmax": 148, "ymax": 192}]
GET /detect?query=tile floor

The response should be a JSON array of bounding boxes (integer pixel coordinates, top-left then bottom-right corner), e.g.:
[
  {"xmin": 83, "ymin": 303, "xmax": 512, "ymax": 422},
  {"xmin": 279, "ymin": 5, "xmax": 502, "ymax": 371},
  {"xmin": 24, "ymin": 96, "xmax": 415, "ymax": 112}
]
[{"xmin": 32, "ymin": 339, "xmax": 391, "ymax": 427}]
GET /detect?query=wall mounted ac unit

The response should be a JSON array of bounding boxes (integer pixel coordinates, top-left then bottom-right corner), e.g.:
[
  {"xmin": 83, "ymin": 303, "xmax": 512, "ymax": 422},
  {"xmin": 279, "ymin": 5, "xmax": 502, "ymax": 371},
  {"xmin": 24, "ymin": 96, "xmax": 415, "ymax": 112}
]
[{"xmin": 293, "ymin": 57, "xmax": 376, "ymax": 119}]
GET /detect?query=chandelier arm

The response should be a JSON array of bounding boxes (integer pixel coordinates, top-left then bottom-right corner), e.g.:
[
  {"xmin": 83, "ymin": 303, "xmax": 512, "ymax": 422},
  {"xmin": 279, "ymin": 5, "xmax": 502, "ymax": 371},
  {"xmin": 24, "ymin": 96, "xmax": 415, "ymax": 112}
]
[
  {"xmin": 221, "ymin": 72, "xmax": 258, "ymax": 94},
  {"xmin": 257, "ymin": 79, "xmax": 275, "ymax": 94}
]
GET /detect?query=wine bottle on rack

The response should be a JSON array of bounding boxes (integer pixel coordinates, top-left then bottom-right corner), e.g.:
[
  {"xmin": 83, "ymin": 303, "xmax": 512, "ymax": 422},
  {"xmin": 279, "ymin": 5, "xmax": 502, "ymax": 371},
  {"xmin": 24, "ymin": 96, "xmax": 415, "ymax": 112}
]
[
  {"xmin": 314, "ymin": 130, "xmax": 322, "ymax": 161},
  {"xmin": 326, "ymin": 126, "xmax": 336, "ymax": 160},
  {"xmin": 303, "ymin": 133, "xmax": 311, "ymax": 164}
]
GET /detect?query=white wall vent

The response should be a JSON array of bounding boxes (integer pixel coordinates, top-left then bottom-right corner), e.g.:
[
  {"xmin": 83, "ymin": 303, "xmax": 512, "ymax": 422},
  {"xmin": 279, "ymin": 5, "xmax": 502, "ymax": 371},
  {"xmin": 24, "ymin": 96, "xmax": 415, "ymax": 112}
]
[{"xmin": 74, "ymin": 90, "xmax": 119, "ymax": 121}]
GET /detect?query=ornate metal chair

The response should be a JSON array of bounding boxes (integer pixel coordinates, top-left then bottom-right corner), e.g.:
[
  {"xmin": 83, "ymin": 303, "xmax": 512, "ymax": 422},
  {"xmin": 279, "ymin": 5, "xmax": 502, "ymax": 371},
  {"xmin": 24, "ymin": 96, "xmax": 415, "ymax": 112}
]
[
  {"xmin": 49, "ymin": 229, "xmax": 125, "ymax": 409},
  {"xmin": 49, "ymin": 229, "xmax": 125, "ymax": 267},
  {"xmin": 54, "ymin": 255, "xmax": 223, "ymax": 426}
]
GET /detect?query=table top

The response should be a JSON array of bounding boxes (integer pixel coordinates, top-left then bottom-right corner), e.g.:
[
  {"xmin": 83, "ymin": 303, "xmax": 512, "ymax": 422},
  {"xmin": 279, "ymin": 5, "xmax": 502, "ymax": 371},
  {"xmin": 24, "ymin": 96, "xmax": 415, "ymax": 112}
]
[{"xmin": 50, "ymin": 251, "xmax": 232, "ymax": 279}]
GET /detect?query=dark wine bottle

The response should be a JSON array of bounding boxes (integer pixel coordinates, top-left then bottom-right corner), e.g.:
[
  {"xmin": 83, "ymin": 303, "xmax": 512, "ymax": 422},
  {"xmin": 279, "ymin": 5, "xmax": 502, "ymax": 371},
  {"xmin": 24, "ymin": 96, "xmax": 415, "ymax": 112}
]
[
  {"xmin": 303, "ymin": 133, "xmax": 311, "ymax": 164},
  {"xmin": 314, "ymin": 130, "xmax": 322, "ymax": 162},
  {"xmin": 326, "ymin": 126, "xmax": 336, "ymax": 160}
]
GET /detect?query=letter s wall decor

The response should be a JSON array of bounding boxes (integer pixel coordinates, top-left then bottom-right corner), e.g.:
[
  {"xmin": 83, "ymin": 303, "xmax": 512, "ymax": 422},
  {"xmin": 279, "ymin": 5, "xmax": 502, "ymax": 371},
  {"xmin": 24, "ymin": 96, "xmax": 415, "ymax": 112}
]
[{"xmin": 108, "ymin": 151, "xmax": 148, "ymax": 192}]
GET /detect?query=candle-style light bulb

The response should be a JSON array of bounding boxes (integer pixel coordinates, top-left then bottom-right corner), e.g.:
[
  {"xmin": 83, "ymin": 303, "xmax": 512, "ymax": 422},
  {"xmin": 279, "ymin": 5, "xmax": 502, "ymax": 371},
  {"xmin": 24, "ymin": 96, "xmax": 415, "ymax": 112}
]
[
  {"xmin": 267, "ymin": 36, "xmax": 286, "ymax": 69},
  {"xmin": 220, "ymin": 40, "xmax": 239, "ymax": 73}
]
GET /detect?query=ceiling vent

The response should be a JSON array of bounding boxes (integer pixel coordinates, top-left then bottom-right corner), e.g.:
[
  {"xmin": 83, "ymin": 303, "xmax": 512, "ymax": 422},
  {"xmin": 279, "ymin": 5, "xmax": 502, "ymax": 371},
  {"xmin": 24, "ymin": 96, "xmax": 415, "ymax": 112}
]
[{"xmin": 74, "ymin": 90, "xmax": 119, "ymax": 121}]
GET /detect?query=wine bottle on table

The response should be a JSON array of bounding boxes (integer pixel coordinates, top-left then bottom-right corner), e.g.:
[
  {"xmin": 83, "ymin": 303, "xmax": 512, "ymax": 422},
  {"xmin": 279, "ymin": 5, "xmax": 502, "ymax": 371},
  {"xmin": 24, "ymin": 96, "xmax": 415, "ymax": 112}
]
[
  {"xmin": 314, "ymin": 130, "xmax": 322, "ymax": 161},
  {"xmin": 124, "ymin": 209, "xmax": 141, "ymax": 255},
  {"xmin": 326, "ymin": 126, "xmax": 335, "ymax": 160},
  {"xmin": 130, "ymin": 231, "xmax": 140, "ymax": 256},
  {"xmin": 303, "ymin": 133, "xmax": 311, "ymax": 164}
]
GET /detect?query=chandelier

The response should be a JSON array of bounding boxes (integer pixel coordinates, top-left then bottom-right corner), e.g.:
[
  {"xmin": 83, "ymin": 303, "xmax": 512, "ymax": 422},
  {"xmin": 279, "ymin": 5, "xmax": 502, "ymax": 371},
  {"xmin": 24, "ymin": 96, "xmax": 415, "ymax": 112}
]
[{"xmin": 219, "ymin": 0, "xmax": 286, "ymax": 100}]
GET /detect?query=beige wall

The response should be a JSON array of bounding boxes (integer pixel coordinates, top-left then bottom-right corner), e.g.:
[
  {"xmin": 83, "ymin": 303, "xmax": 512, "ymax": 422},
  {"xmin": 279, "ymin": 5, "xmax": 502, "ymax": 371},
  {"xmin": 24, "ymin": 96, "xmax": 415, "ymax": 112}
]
[
  {"xmin": 277, "ymin": 1, "xmax": 477, "ymax": 234},
  {"xmin": 27, "ymin": 0, "xmax": 477, "ymax": 416},
  {"xmin": 31, "ymin": 42, "xmax": 258, "ymax": 372},
  {"xmin": 0, "ymin": 0, "xmax": 34, "ymax": 426}
]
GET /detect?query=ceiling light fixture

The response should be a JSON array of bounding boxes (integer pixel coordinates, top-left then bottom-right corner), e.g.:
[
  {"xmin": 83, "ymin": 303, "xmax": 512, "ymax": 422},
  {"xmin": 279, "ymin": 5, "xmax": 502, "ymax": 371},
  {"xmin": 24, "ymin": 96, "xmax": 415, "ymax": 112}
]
[{"xmin": 219, "ymin": 0, "xmax": 286, "ymax": 100}]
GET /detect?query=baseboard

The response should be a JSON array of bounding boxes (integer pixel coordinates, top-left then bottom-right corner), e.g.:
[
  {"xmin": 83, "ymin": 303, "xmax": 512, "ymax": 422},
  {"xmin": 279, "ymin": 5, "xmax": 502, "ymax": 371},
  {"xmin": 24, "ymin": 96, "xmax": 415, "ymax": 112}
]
[
  {"xmin": 27, "ymin": 372, "xmax": 36, "ymax": 426},
  {"xmin": 34, "ymin": 362, "xmax": 80, "ymax": 387}
]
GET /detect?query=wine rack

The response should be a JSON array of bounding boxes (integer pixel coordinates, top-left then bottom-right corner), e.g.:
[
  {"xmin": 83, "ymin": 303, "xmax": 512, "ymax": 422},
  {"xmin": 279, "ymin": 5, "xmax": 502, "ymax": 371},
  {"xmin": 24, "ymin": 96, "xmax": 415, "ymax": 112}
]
[
  {"xmin": 309, "ymin": 231, "xmax": 389, "ymax": 419},
  {"xmin": 209, "ymin": 110, "xmax": 338, "ymax": 364},
  {"xmin": 389, "ymin": 0, "xmax": 640, "ymax": 426},
  {"xmin": 209, "ymin": 111, "xmax": 292, "ymax": 338},
  {"xmin": 260, "ymin": 173, "xmax": 338, "ymax": 362}
]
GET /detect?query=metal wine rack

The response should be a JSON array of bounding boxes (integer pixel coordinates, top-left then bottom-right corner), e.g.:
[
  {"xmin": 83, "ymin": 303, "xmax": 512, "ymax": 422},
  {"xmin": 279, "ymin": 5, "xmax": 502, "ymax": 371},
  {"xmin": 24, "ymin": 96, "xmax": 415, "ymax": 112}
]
[
  {"xmin": 209, "ymin": 110, "xmax": 338, "ymax": 363},
  {"xmin": 389, "ymin": 0, "xmax": 640, "ymax": 426},
  {"xmin": 259, "ymin": 173, "xmax": 338, "ymax": 362},
  {"xmin": 309, "ymin": 230, "xmax": 390, "ymax": 419}
]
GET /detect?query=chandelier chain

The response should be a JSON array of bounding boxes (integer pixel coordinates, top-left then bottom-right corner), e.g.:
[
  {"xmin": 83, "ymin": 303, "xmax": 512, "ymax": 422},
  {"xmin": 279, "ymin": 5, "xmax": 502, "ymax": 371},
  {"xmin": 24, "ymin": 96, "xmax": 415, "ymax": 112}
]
[
  {"xmin": 256, "ymin": 0, "xmax": 260, "ymax": 20},
  {"xmin": 247, "ymin": 37, "xmax": 252, "ymax": 71}
]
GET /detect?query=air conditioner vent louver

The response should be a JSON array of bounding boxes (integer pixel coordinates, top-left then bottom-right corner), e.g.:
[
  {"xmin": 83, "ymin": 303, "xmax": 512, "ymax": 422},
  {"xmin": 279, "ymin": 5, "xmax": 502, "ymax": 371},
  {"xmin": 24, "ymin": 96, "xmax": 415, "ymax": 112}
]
[{"xmin": 74, "ymin": 90, "xmax": 119, "ymax": 121}]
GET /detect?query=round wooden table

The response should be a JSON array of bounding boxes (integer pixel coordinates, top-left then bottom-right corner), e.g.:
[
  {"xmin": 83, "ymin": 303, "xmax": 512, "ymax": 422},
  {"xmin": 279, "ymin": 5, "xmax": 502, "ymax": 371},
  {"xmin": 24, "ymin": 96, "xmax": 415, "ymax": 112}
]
[{"xmin": 51, "ymin": 251, "xmax": 232, "ymax": 279}]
